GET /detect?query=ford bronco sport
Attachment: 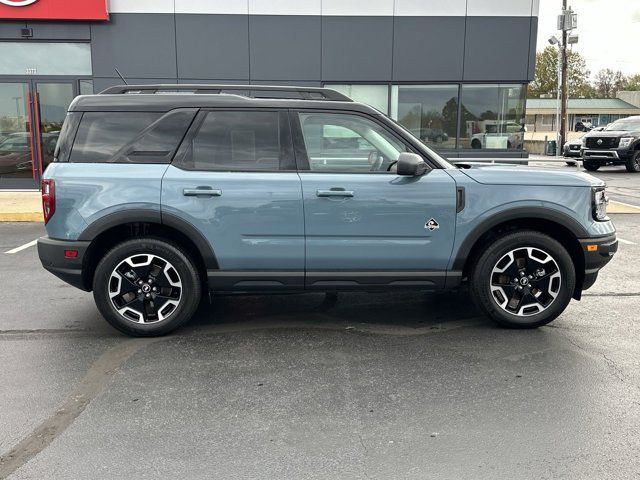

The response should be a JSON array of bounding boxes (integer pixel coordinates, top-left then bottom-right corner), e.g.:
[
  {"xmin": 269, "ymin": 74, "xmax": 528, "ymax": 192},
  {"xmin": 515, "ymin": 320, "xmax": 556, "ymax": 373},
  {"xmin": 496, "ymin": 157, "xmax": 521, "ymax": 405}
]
[{"xmin": 37, "ymin": 85, "xmax": 617, "ymax": 336}]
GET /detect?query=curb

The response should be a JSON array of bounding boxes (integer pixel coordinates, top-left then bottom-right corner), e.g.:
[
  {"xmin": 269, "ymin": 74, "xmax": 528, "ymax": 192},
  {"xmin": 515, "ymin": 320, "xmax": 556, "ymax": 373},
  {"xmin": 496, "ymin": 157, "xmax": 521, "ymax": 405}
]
[{"xmin": 0, "ymin": 212, "xmax": 43, "ymax": 222}]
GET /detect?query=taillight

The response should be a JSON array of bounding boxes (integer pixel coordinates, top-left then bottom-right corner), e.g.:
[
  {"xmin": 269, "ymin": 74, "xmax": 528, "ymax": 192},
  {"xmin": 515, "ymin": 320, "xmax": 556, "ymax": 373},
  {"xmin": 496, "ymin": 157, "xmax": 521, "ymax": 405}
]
[{"xmin": 41, "ymin": 178, "xmax": 56, "ymax": 224}]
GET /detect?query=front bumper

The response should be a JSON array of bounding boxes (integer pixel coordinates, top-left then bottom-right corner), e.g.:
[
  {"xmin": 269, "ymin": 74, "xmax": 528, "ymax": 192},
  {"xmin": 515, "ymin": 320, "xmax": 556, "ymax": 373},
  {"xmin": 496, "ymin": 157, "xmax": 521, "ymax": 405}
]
[
  {"xmin": 578, "ymin": 233, "xmax": 618, "ymax": 291},
  {"xmin": 37, "ymin": 236, "xmax": 91, "ymax": 291},
  {"xmin": 563, "ymin": 146, "xmax": 581, "ymax": 158},
  {"xmin": 582, "ymin": 148, "xmax": 631, "ymax": 163}
]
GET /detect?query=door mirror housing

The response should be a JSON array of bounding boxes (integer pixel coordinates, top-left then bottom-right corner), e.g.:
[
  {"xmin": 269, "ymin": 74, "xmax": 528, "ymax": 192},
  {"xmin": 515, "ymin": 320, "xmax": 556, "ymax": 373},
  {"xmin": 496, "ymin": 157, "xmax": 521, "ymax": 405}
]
[{"xmin": 396, "ymin": 152, "xmax": 431, "ymax": 176}]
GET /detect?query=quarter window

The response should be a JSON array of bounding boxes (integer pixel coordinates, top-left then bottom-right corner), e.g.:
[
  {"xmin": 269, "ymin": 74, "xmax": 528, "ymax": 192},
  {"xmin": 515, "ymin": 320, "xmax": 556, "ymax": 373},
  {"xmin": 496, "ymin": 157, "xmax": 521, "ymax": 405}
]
[
  {"xmin": 298, "ymin": 112, "xmax": 407, "ymax": 173},
  {"xmin": 70, "ymin": 112, "xmax": 161, "ymax": 163}
]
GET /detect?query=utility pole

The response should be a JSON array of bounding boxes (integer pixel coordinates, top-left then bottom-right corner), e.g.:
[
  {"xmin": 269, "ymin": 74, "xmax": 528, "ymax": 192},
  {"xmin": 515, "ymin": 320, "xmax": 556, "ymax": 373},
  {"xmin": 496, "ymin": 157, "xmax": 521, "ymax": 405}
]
[
  {"xmin": 556, "ymin": 2, "xmax": 578, "ymax": 153},
  {"xmin": 559, "ymin": 0, "xmax": 568, "ymax": 152}
]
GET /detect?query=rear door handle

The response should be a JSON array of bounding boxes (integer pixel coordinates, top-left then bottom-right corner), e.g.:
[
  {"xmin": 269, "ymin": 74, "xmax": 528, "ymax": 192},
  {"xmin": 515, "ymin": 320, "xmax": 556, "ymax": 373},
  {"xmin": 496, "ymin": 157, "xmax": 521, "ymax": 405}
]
[
  {"xmin": 183, "ymin": 187, "xmax": 222, "ymax": 197},
  {"xmin": 316, "ymin": 189, "xmax": 355, "ymax": 198}
]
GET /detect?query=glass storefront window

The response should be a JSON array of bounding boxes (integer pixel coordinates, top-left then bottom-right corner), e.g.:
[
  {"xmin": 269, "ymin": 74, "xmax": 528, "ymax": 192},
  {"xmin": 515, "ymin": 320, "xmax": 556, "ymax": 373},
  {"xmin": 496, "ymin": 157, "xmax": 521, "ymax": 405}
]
[
  {"xmin": 0, "ymin": 42, "xmax": 92, "ymax": 76},
  {"xmin": 390, "ymin": 85, "xmax": 459, "ymax": 149},
  {"xmin": 80, "ymin": 80, "xmax": 94, "ymax": 95},
  {"xmin": 325, "ymin": 84, "xmax": 389, "ymax": 114},
  {"xmin": 459, "ymin": 84, "xmax": 526, "ymax": 150},
  {"xmin": 0, "ymin": 82, "xmax": 33, "ymax": 182}
]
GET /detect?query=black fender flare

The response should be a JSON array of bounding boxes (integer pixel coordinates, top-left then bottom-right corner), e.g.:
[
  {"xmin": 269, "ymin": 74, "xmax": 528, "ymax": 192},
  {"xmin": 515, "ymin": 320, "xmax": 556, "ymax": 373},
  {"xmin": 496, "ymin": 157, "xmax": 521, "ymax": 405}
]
[
  {"xmin": 78, "ymin": 208, "xmax": 218, "ymax": 269},
  {"xmin": 451, "ymin": 206, "xmax": 589, "ymax": 271}
]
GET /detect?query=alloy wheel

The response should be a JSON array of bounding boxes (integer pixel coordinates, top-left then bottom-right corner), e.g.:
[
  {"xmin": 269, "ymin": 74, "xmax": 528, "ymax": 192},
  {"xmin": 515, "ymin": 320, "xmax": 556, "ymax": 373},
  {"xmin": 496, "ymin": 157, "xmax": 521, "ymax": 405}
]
[
  {"xmin": 490, "ymin": 247, "xmax": 562, "ymax": 316},
  {"xmin": 108, "ymin": 254, "xmax": 183, "ymax": 324}
]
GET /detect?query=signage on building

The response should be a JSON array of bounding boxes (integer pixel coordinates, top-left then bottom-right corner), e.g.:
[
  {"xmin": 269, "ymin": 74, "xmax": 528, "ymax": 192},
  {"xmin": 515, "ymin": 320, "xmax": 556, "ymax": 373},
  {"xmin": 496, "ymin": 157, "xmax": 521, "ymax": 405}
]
[{"xmin": 0, "ymin": 0, "xmax": 108, "ymax": 20}]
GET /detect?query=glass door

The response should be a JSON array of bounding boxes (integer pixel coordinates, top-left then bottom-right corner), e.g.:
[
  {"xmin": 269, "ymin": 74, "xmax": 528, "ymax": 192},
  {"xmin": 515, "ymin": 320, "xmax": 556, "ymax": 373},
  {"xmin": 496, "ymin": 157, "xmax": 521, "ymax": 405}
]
[
  {"xmin": 0, "ymin": 79, "xmax": 88, "ymax": 188},
  {"xmin": 33, "ymin": 81, "xmax": 76, "ymax": 174},
  {"xmin": 0, "ymin": 82, "xmax": 35, "ymax": 188}
]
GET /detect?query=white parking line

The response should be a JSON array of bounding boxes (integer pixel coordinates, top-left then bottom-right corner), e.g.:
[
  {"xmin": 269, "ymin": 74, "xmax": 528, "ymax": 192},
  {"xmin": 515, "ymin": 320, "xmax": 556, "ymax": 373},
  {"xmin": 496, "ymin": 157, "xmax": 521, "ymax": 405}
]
[
  {"xmin": 5, "ymin": 239, "xmax": 38, "ymax": 254},
  {"xmin": 618, "ymin": 238, "xmax": 637, "ymax": 246}
]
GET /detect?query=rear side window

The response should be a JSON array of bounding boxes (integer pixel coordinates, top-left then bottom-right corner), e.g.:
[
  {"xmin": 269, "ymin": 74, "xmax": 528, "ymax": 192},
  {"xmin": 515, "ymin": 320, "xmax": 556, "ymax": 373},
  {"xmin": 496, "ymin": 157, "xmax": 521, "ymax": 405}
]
[
  {"xmin": 69, "ymin": 109, "xmax": 196, "ymax": 164},
  {"xmin": 175, "ymin": 110, "xmax": 294, "ymax": 171}
]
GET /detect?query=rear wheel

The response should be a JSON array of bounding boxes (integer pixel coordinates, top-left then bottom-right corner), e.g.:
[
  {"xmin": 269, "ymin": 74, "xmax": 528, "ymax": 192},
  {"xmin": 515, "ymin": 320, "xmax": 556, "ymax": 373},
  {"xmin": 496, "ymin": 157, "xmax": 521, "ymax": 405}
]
[
  {"xmin": 470, "ymin": 231, "xmax": 575, "ymax": 329},
  {"xmin": 93, "ymin": 238, "xmax": 201, "ymax": 336},
  {"xmin": 583, "ymin": 161, "xmax": 600, "ymax": 171},
  {"xmin": 625, "ymin": 151, "xmax": 640, "ymax": 173}
]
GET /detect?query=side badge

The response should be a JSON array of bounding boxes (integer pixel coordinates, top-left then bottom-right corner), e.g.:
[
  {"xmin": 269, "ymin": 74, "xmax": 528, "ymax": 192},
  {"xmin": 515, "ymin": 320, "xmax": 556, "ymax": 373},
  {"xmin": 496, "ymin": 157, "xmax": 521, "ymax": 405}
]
[{"xmin": 425, "ymin": 218, "xmax": 440, "ymax": 231}]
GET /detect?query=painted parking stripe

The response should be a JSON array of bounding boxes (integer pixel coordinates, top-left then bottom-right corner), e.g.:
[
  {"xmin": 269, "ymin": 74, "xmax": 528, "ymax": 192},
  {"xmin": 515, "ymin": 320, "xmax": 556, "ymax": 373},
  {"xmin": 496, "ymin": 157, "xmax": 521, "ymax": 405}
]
[
  {"xmin": 4, "ymin": 239, "xmax": 37, "ymax": 254},
  {"xmin": 618, "ymin": 238, "xmax": 637, "ymax": 246}
]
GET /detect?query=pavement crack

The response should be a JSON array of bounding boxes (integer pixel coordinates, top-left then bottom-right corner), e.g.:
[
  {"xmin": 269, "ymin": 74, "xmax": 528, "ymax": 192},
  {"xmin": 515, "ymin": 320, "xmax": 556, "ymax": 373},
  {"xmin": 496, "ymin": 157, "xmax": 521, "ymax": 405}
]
[
  {"xmin": 0, "ymin": 338, "xmax": 161, "ymax": 479},
  {"xmin": 581, "ymin": 293, "xmax": 640, "ymax": 297},
  {"xmin": 563, "ymin": 335, "xmax": 626, "ymax": 383}
]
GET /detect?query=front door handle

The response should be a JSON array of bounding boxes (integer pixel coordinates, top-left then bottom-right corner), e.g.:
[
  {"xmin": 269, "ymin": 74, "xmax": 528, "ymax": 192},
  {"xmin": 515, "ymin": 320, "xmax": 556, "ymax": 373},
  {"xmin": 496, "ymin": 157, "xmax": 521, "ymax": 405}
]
[
  {"xmin": 316, "ymin": 189, "xmax": 355, "ymax": 198},
  {"xmin": 183, "ymin": 187, "xmax": 222, "ymax": 197}
]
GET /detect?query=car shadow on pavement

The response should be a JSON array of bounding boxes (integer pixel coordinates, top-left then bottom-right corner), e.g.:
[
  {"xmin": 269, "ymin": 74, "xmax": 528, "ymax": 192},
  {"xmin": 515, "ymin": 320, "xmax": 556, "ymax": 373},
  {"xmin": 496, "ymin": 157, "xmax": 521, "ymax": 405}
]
[{"xmin": 181, "ymin": 290, "xmax": 489, "ymax": 336}]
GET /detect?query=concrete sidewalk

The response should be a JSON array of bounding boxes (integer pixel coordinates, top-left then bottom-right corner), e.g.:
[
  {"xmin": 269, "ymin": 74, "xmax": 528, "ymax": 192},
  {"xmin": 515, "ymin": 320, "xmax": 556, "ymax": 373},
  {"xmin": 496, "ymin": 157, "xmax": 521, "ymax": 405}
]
[{"xmin": 0, "ymin": 191, "xmax": 42, "ymax": 222}]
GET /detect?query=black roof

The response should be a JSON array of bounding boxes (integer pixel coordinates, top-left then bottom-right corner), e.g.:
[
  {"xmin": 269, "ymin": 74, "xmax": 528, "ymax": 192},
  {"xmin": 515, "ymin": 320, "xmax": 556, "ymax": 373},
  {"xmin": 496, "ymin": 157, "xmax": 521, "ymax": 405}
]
[{"xmin": 69, "ymin": 83, "xmax": 379, "ymax": 114}]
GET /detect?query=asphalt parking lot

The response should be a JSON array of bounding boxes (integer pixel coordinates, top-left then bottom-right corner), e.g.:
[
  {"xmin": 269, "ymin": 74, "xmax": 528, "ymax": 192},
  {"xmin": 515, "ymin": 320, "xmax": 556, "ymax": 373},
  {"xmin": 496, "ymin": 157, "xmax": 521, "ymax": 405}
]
[{"xmin": 1, "ymin": 165, "xmax": 639, "ymax": 479}]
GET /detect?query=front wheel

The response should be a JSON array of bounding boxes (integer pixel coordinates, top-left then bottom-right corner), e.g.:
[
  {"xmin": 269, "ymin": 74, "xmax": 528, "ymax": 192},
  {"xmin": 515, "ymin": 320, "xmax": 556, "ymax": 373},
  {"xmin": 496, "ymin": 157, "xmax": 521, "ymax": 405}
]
[
  {"xmin": 583, "ymin": 161, "xmax": 600, "ymax": 171},
  {"xmin": 93, "ymin": 238, "xmax": 201, "ymax": 336},
  {"xmin": 470, "ymin": 231, "xmax": 576, "ymax": 329},
  {"xmin": 625, "ymin": 151, "xmax": 640, "ymax": 173}
]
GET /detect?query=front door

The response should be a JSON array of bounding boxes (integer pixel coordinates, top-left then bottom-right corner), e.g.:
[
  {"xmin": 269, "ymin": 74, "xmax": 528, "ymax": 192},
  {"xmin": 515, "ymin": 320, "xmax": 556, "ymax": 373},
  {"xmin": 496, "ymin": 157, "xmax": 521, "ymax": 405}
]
[
  {"xmin": 293, "ymin": 110, "xmax": 457, "ymax": 289},
  {"xmin": 0, "ymin": 79, "xmax": 86, "ymax": 188}
]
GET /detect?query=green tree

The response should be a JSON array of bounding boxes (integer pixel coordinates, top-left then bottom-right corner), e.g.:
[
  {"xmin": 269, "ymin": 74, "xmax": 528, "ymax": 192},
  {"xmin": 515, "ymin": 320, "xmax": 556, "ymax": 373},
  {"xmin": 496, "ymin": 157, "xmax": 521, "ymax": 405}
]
[
  {"xmin": 623, "ymin": 74, "xmax": 640, "ymax": 91},
  {"xmin": 528, "ymin": 46, "xmax": 594, "ymax": 99},
  {"xmin": 593, "ymin": 69, "xmax": 627, "ymax": 98}
]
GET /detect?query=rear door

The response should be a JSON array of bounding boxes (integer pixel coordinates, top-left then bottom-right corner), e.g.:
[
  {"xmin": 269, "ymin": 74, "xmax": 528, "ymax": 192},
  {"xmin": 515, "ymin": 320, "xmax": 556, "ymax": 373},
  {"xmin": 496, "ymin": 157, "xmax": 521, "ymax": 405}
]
[
  {"xmin": 292, "ymin": 110, "xmax": 457, "ymax": 290},
  {"xmin": 161, "ymin": 109, "xmax": 305, "ymax": 291}
]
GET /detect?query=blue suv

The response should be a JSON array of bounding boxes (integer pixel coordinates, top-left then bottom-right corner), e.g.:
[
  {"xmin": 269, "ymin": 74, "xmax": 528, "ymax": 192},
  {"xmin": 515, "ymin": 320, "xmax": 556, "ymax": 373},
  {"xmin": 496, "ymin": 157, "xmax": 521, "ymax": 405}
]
[{"xmin": 37, "ymin": 85, "xmax": 618, "ymax": 336}]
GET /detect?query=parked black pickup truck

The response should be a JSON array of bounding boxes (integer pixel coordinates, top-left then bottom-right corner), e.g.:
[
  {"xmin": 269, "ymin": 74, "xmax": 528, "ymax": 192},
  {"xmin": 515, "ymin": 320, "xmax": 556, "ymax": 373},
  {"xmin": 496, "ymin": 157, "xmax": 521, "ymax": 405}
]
[{"xmin": 581, "ymin": 116, "xmax": 640, "ymax": 172}]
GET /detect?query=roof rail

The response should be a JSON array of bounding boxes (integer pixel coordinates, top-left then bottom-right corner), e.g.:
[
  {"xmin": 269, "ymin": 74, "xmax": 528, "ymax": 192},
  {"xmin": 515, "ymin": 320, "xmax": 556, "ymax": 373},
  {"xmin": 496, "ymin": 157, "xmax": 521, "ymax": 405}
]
[{"xmin": 98, "ymin": 84, "xmax": 352, "ymax": 101}]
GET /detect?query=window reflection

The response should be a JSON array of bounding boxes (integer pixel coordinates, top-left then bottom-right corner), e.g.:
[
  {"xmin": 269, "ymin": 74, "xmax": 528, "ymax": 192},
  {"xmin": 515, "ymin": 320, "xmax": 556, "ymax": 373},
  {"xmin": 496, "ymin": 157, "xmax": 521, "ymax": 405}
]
[
  {"xmin": 391, "ymin": 85, "xmax": 459, "ymax": 149},
  {"xmin": 459, "ymin": 84, "xmax": 526, "ymax": 150},
  {"xmin": 0, "ymin": 42, "xmax": 92, "ymax": 76},
  {"xmin": 325, "ymin": 85, "xmax": 389, "ymax": 114}
]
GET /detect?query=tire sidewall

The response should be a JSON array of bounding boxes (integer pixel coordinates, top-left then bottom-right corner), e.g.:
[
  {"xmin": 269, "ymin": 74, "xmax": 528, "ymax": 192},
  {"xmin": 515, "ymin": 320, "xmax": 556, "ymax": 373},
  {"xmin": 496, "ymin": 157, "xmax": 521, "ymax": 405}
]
[
  {"xmin": 471, "ymin": 231, "xmax": 576, "ymax": 328},
  {"xmin": 93, "ymin": 238, "xmax": 201, "ymax": 336},
  {"xmin": 626, "ymin": 151, "xmax": 640, "ymax": 173}
]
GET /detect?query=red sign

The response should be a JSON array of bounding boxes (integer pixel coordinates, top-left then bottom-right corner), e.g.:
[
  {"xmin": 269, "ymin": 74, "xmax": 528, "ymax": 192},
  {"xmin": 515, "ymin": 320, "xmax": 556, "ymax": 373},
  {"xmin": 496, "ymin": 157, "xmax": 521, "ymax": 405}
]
[{"xmin": 0, "ymin": 0, "xmax": 108, "ymax": 21}]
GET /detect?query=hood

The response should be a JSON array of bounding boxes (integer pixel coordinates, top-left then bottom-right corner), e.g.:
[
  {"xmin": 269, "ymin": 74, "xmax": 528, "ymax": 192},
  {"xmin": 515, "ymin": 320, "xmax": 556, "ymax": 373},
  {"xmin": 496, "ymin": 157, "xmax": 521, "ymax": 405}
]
[
  {"xmin": 585, "ymin": 130, "xmax": 640, "ymax": 138},
  {"xmin": 457, "ymin": 163, "xmax": 604, "ymax": 187}
]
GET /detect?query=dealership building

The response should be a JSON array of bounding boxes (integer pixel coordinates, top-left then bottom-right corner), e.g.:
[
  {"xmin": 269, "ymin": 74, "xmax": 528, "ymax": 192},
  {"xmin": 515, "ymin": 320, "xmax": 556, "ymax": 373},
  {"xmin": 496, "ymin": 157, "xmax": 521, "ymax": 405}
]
[{"xmin": 0, "ymin": 0, "xmax": 539, "ymax": 189}]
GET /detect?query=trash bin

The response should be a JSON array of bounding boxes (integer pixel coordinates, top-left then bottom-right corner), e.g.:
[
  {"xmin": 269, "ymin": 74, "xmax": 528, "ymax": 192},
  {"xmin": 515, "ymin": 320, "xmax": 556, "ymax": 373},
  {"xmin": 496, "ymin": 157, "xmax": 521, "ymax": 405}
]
[{"xmin": 546, "ymin": 140, "xmax": 557, "ymax": 156}]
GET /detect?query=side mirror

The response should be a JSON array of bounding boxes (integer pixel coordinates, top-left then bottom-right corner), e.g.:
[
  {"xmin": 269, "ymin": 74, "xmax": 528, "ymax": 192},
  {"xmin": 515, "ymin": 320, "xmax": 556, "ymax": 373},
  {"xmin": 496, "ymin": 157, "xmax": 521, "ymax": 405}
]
[{"xmin": 396, "ymin": 152, "xmax": 431, "ymax": 176}]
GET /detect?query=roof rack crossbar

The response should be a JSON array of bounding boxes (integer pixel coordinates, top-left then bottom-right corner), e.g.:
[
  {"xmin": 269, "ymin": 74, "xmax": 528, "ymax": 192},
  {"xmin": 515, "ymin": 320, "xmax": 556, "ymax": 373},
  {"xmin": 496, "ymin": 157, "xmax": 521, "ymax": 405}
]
[{"xmin": 98, "ymin": 84, "xmax": 352, "ymax": 101}]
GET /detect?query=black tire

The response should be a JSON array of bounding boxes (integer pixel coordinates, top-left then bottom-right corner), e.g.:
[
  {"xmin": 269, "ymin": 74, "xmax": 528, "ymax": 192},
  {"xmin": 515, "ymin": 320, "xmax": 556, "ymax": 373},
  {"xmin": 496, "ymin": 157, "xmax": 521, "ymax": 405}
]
[
  {"xmin": 470, "ymin": 231, "xmax": 576, "ymax": 329},
  {"xmin": 93, "ymin": 238, "xmax": 201, "ymax": 336},
  {"xmin": 583, "ymin": 161, "xmax": 600, "ymax": 172},
  {"xmin": 625, "ymin": 151, "xmax": 640, "ymax": 173},
  {"xmin": 565, "ymin": 161, "xmax": 576, "ymax": 166},
  {"xmin": 471, "ymin": 139, "xmax": 482, "ymax": 149}
]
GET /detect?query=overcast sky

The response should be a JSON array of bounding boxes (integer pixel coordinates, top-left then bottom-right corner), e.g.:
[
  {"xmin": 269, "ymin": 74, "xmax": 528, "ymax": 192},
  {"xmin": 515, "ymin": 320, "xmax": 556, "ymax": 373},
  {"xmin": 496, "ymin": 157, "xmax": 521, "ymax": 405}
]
[{"xmin": 537, "ymin": 0, "xmax": 640, "ymax": 78}]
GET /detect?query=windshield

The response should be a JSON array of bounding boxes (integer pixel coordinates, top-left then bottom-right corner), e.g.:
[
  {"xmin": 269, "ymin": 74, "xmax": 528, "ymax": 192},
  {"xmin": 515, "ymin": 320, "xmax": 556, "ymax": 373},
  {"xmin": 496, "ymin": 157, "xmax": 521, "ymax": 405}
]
[{"xmin": 605, "ymin": 119, "xmax": 640, "ymax": 132}]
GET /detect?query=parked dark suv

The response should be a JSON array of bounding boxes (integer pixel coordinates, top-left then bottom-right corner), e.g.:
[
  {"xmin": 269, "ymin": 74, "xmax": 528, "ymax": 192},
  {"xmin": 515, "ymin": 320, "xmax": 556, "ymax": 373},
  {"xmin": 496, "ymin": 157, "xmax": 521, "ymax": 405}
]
[
  {"xmin": 38, "ymin": 85, "xmax": 617, "ymax": 336},
  {"xmin": 581, "ymin": 116, "xmax": 640, "ymax": 172}
]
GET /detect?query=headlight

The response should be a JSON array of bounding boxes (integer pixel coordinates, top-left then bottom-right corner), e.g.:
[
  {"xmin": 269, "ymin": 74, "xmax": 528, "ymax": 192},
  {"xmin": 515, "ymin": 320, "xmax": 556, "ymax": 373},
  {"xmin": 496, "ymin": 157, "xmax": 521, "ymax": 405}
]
[
  {"xmin": 619, "ymin": 137, "xmax": 634, "ymax": 148},
  {"xmin": 592, "ymin": 187, "xmax": 609, "ymax": 221},
  {"xmin": 581, "ymin": 138, "xmax": 587, "ymax": 148}
]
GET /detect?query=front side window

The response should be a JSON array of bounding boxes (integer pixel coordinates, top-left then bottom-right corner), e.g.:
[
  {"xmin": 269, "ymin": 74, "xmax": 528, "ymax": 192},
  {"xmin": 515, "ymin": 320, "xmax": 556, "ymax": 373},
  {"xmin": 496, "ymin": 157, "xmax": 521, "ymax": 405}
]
[
  {"xmin": 298, "ymin": 112, "xmax": 407, "ymax": 173},
  {"xmin": 178, "ymin": 110, "xmax": 290, "ymax": 171}
]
